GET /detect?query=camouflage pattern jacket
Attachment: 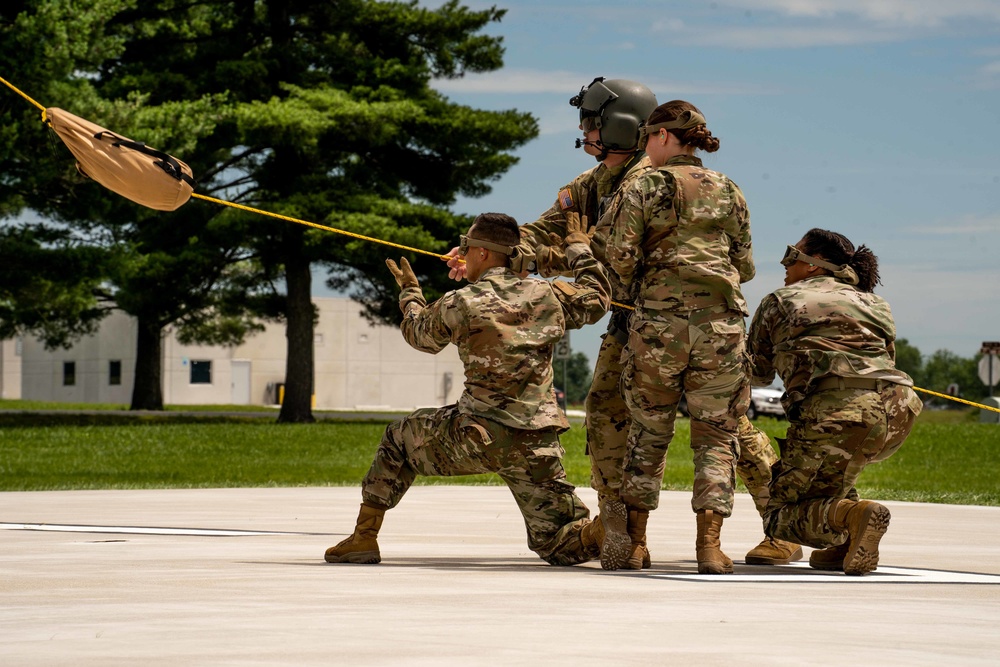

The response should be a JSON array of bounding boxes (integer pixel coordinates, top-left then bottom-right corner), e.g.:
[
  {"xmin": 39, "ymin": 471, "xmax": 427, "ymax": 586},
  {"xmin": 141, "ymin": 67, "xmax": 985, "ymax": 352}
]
[
  {"xmin": 513, "ymin": 152, "xmax": 651, "ymax": 306},
  {"xmin": 747, "ymin": 275, "xmax": 913, "ymax": 406},
  {"xmin": 606, "ymin": 155, "xmax": 754, "ymax": 315},
  {"xmin": 397, "ymin": 244, "xmax": 611, "ymax": 431}
]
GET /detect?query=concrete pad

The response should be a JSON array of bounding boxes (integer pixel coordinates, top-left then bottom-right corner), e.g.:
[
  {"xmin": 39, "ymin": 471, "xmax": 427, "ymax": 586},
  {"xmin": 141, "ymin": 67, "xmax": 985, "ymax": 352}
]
[{"xmin": 2, "ymin": 486, "xmax": 999, "ymax": 665}]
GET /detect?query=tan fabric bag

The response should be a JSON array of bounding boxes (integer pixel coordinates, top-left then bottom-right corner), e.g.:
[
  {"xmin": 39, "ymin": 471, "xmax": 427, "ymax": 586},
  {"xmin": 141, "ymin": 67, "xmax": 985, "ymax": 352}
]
[{"xmin": 45, "ymin": 107, "xmax": 195, "ymax": 211}]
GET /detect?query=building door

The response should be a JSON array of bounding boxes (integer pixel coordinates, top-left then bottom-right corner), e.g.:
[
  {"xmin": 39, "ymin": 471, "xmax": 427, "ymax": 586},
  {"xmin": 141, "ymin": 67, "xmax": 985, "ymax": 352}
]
[{"xmin": 231, "ymin": 360, "xmax": 252, "ymax": 405}]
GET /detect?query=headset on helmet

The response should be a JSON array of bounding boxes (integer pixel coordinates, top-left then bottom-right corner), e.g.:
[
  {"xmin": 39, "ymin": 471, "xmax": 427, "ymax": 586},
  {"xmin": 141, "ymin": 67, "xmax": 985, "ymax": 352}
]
[{"xmin": 570, "ymin": 77, "xmax": 657, "ymax": 153}]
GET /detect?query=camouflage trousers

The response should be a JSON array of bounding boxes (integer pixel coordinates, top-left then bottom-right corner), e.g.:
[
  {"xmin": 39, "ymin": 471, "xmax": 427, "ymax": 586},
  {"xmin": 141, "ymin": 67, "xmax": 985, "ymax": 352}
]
[
  {"xmin": 737, "ymin": 415, "xmax": 778, "ymax": 515},
  {"xmin": 620, "ymin": 305, "xmax": 750, "ymax": 515},
  {"xmin": 361, "ymin": 404, "xmax": 593, "ymax": 566},
  {"xmin": 763, "ymin": 383, "xmax": 922, "ymax": 548},
  {"xmin": 584, "ymin": 328, "xmax": 632, "ymax": 502}
]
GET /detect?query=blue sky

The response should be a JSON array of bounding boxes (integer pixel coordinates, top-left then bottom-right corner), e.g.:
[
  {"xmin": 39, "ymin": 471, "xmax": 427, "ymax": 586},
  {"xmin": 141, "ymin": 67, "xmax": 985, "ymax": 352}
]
[{"xmin": 423, "ymin": 0, "xmax": 1000, "ymax": 369}]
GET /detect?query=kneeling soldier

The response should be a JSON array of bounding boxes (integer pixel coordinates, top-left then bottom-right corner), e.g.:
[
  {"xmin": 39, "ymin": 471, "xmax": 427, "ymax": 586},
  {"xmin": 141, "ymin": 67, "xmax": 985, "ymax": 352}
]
[{"xmin": 325, "ymin": 212, "xmax": 611, "ymax": 566}]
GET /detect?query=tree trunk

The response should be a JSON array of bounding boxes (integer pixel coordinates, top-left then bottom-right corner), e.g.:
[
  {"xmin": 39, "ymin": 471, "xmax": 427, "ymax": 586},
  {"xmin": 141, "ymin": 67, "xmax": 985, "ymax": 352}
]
[
  {"xmin": 278, "ymin": 225, "xmax": 316, "ymax": 423},
  {"xmin": 130, "ymin": 315, "xmax": 164, "ymax": 410}
]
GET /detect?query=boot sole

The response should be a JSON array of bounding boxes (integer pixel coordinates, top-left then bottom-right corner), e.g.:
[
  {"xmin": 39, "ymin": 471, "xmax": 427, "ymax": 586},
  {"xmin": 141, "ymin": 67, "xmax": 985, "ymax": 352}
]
[
  {"xmin": 745, "ymin": 546, "xmax": 804, "ymax": 566},
  {"xmin": 599, "ymin": 499, "xmax": 631, "ymax": 571},
  {"xmin": 324, "ymin": 550, "xmax": 381, "ymax": 564},
  {"xmin": 844, "ymin": 503, "xmax": 890, "ymax": 576}
]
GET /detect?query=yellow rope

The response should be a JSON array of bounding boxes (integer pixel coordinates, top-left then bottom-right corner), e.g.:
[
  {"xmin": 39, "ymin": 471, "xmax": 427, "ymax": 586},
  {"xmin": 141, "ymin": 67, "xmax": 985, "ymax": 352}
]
[
  {"xmin": 912, "ymin": 386, "xmax": 1000, "ymax": 413},
  {"xmin": 0, "ymin": 74, "xmax": 46, "ymax": 114},
  {"xmin": 189, "ymin": 193, "xmax": 454, "ymax": 261},
  {"xmin": 4, "ymin": 74, "xmax": 999, "ymax": 415}
]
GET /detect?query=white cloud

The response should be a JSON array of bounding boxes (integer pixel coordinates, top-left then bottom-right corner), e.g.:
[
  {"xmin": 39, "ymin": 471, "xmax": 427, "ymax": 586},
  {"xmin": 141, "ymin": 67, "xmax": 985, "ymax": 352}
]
[
  {"xmin": 653, "ymin": 24, "xmax": 909, "ymax": 48},
  {"xmin": 709, "ymin": 0, "xmax": 1000, "ymax": 27},
  {"xmin": 432, "ymin": 69, "xmax": 778, "ymax": 95}
]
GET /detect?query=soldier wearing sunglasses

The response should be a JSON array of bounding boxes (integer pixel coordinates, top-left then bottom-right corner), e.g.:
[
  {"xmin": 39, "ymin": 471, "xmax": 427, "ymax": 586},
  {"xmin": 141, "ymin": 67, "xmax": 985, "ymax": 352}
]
[{"xmin": 326, "ymin": 212, "xmax": 613, "ymax": 567}]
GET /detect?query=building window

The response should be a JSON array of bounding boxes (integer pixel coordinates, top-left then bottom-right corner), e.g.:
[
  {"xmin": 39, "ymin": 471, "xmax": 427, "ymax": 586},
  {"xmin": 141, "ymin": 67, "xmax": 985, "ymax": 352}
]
[
  {"xmin": 190, "ymin": 360, "xmax": 212, "ymax": 384},
  {"xmin": 63, "ymin": 361, "xmax": 76, "ymax": 386},
  {"xmin": 109, "ymin": 360, "xmax": 122, "ymax": 386}
]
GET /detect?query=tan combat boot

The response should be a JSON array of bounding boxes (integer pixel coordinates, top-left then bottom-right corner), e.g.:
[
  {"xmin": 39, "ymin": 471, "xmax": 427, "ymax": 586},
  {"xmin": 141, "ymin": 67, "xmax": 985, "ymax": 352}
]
[
  {"xmin": 745, "ymin": 537, "xmax": 804, "ymax": 565},
  {"xmin": 624, "ymin": 508, "xmax": 651, "ymax": 570},
  {"xmin": 828, "ymin": 499, "xmax": 891, "ymax": 576},
  {"xmin": 598, "ymin": 497, "xmax": 631, "ymax": 571},
  {"xmin": 695, "ymin": 510, "xmax": 733, "ymax": 574},
  {"xmin": 579, "ymin": 516, "xmax": 605, "ymax": 560},
  {"xmin": 324, "ymin": 502, "xmax": 386, "ymax": 564},
  {"xmin": 808, "ymin": 542, "xmax": 850, "ymax": 571}
]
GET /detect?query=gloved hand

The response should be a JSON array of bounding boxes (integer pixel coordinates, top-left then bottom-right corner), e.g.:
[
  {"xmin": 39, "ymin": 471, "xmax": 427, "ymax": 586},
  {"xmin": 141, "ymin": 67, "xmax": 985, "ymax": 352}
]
[
  {"xmin": 386, "ymin": 257, "xmax": 420, "ymax": 290},
  {"xmin": 564, "ymin": 211, "xmax": 596, "ymax": 247}
]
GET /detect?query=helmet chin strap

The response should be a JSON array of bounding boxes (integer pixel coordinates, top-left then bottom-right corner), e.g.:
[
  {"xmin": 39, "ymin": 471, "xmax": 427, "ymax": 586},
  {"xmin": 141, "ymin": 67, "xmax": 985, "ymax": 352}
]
[{"xmin": 575, "ymin": 138, "xmax": 635, "ymax": 162}]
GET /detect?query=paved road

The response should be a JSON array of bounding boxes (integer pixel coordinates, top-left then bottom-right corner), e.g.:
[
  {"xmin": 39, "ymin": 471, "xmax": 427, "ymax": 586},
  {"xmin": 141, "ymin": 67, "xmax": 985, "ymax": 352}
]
[{"xmin": 3, "ymin": 486, "xmax": 999, "ymax": 665}]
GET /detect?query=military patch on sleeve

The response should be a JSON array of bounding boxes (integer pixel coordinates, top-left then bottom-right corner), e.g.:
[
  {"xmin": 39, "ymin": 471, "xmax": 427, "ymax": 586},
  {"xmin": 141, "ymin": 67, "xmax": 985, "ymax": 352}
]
[
  {"xmin": 558, "ymin": 188, "xmax": 574, "ymax": 210},
  {"xmin": 552, "ymin": 280, "xmax": 579, "ymax": 298}
]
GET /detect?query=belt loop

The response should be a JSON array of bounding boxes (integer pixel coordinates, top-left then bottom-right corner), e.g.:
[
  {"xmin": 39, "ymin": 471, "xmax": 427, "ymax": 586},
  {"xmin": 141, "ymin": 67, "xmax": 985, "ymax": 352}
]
[{"xmin": 837, "ymin": 377, "xmax": 845, "ymax": 390}]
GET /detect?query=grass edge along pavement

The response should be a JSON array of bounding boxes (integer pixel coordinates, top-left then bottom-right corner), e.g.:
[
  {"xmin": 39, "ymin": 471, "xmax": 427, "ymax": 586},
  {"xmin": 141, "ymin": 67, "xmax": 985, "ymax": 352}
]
[{"xmin": 0, "ymin": 403, "xmax": 997, "ymax": 506}]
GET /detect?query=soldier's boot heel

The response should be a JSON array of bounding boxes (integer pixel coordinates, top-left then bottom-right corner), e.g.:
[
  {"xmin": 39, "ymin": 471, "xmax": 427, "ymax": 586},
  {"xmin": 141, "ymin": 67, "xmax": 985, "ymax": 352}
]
[
  {"xmin": 324, "ymin": 503, "xmax": 386, "ymax": 564},
  {"xmin": 623, "ymin": 508, "xmax": 651, "ymax": 570},
  {"xmin": 696, "ymin": 510, "xmax": 733, "ymax": 574}
]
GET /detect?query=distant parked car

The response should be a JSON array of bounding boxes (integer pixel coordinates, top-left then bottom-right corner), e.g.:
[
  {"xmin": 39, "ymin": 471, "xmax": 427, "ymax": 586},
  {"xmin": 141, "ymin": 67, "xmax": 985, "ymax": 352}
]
[
  {"xmin": 744, "ymin": 386, "xmax": 785, "ymax": 419},
  {"xmin": 677, "ymin": 386, "xmax": 785, "ymax": 420}
]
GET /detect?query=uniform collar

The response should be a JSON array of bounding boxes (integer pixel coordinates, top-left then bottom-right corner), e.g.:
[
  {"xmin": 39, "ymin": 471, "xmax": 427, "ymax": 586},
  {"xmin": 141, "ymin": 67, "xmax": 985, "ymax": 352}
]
[{"xmin": 663, "ymin": 154, "xmax": 703, "ymax": 168}]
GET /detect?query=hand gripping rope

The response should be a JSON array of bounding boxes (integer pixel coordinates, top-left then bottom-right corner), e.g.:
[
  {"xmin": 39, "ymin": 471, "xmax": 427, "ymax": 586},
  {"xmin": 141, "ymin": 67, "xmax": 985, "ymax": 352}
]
[{"xmin": 1, "ymin": 75, "xmax": 995, "ymax": 413}]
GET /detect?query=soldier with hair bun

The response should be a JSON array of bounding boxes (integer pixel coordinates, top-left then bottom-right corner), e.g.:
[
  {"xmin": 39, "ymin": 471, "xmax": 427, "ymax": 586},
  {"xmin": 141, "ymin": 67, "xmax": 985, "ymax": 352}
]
[
  {"xmin": 748, "ymin": 228, "xmax": 923, "ymax": 575},
  {"xmin": 604, "ymin": 100, "xmax": 761, "ymax": 574}
]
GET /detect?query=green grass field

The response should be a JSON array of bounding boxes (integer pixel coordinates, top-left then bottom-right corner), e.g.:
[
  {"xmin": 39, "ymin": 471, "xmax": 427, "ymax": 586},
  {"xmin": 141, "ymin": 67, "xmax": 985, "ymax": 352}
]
[{"xmin": 1, "ymin": 401, "xmax": 997, "ymax": 505}]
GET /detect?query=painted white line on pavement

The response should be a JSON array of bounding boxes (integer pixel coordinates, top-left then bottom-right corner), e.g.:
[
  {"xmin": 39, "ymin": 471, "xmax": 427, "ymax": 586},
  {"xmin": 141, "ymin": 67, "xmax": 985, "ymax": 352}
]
[
  {"xmin": 651, "ymin": 561, "xmax": 1000, "ymax": 584},
  {"xmin": 0, "ymin": 522, "xmax": 307, "ymax": 536}
]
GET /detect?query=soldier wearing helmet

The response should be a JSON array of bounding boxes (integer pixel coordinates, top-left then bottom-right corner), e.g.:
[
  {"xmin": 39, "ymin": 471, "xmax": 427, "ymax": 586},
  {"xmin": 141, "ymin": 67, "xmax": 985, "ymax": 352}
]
[
  {"xmin": 445, "ymin": 79, "xmax": 798, "ymax": 571},
  {"xmin": 572, "ymin": 77, "xmax": 656, "ymax": 162}
]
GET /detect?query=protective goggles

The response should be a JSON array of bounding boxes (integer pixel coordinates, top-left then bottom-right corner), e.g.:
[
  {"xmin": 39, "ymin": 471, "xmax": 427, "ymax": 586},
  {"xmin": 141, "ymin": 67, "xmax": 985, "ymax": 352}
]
[
  {"xmin": 459, "ymin": 234, "xmax": 515, "ymax": 257},
  {"xmin": 780, "ymin": 245, "xmax": 842, "ymax": 272},
  {"xmin": 580, "ymin": 111, "xmax": 600, "ymax": 133},
  {"xmin": 571, "ymin": 77, "xmax": 616, "ymax": 133}
]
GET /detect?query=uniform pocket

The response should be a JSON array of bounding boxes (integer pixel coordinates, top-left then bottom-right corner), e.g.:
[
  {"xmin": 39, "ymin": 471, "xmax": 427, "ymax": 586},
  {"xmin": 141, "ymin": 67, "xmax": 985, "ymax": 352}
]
[
  {"xmin": 457, "ymin": 415, "xmax": 495, "ymax": 448},
  {"xmin": 710, "ymin": 319, "xmax": 744, "ymax": 336}
]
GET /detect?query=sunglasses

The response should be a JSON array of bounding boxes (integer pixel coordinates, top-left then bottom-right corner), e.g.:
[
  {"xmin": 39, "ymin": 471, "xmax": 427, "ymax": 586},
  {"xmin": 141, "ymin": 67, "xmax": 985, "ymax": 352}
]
[{"xmin": 459, "ymin": 234, "xmax": 515, "ymax": 257}]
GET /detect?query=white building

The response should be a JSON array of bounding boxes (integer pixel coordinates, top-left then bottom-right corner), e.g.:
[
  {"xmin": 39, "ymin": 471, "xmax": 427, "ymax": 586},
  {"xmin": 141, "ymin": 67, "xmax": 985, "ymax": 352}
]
[
  {"xmin": 19, "ymin": 297, "xmax": 465, "ymax": 410},
  {"xmin": 1, "ymin": 338, "xmax": 21, "ymax": 399}
]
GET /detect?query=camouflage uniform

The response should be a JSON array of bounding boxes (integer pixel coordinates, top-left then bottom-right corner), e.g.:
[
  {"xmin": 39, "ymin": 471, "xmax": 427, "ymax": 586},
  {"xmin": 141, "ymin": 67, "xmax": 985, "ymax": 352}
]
[
  {"xmin": 748, "ymin": 275, "xmax": 923, "ymax": 548},
  {"xmin": 361, "ymin": 242, "xmax": 611, "ymax": 565},
  {"xmin": 736, "ymin": 413, "xmax": 777, "ymax": 514},
  {"xmin": 512, "ymin": 153, "xmax": 651, "ymax": 503},
  {"xmin": 607, "ymin": 155, "xmax": 753, "ymax": 516}
]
